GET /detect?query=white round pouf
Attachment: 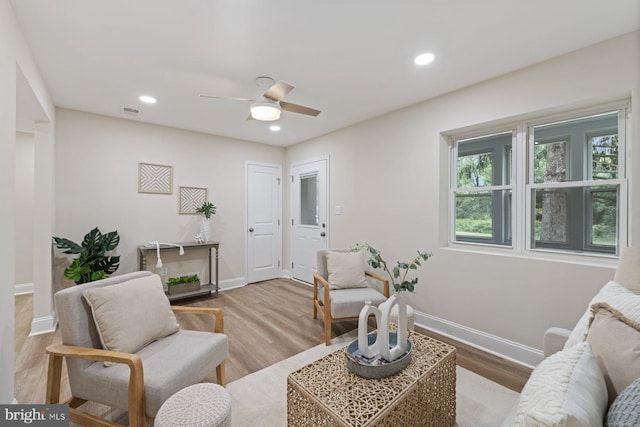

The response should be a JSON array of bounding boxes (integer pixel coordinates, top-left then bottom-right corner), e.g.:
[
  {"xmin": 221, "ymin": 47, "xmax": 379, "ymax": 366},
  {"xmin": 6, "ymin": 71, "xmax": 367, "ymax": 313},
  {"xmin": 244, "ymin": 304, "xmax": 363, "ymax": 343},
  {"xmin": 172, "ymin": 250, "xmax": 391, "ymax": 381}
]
[
  {"xmin": 390, "ymin": 304, "xmax": 415, "ymax": 331},
  {"xmin": 155, "ymin": 383, "xmax": 231, "ymax": 427}
]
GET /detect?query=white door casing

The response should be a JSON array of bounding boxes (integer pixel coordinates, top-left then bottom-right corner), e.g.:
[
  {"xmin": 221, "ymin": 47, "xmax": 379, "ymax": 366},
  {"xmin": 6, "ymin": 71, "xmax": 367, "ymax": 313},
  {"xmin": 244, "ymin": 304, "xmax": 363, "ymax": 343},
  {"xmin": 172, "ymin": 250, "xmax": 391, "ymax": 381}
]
[
  {"xmin": 291, "ymin": 157, "xmax": 328, "ymax": 284},
  {"xmin": 246, "ymin": 162, "xmax": 282, "ymax": 284}
]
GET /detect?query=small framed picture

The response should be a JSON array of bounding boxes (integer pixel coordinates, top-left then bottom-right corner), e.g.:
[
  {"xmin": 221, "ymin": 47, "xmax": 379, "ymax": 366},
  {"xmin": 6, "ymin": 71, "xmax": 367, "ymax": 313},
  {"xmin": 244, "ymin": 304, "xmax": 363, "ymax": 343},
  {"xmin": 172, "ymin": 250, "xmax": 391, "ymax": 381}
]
[
  {"xmin": 179, "ymin": 186, "xmax": 208, "ymax": 214},
  {"xmin": 138, "ymin": 163, "xmax": 173, "ymax": 194}
]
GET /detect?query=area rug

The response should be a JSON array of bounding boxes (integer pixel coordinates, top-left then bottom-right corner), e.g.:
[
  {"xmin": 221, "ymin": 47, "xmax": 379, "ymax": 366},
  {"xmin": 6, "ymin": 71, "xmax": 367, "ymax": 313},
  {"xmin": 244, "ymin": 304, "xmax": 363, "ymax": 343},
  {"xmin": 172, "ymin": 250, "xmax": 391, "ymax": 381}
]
[{"xmin": 226, "ymin": 331, "xmax": 519, "ymax": 426}]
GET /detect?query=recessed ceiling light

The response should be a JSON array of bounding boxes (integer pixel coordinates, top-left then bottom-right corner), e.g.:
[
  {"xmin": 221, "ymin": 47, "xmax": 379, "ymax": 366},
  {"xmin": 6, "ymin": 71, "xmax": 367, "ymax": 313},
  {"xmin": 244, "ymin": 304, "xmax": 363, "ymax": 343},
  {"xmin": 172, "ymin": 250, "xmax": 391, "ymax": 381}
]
[
  {"xmin": 269, "ymin": 125, "xmax": 281, "ymax": 132},
  {"xmin": 414, "ymin": 52, "xmax": 435, "ymax": 66},
  {"xmin": 139, "ymin": 95, "xmax": 157, "ymax": 104}
]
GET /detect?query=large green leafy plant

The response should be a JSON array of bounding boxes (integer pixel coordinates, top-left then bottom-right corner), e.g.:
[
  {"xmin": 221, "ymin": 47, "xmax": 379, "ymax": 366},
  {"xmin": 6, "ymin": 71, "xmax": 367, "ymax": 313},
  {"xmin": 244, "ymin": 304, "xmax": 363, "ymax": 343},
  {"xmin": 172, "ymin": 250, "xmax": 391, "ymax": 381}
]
[
  {"xmin": 355, "ymin": 243, "xmax": 432, "ymax": 292},
  {"xmin": 53, "ymin": 227, "xmax": 120, "ymax": 284}
]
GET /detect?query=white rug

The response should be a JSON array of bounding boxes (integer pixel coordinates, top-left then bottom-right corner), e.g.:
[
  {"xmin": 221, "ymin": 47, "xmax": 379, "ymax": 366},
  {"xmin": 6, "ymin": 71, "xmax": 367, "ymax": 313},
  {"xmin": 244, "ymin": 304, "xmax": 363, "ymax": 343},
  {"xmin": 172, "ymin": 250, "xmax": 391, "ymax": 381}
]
[{"xmin": 226, "ymin": 331, "xmax": 519, "ymax": 426}]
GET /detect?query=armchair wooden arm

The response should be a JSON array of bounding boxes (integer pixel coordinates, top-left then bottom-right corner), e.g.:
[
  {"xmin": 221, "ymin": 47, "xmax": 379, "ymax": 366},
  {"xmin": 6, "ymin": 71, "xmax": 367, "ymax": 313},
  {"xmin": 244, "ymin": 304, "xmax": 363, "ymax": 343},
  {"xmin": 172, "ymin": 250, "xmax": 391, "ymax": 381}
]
[
  {"xmin": 171, "ymin": 306, "xmax": 224, "ymax": 334},
  {"xmin": 46, "ymin": 344, "xmax": 146, "ymax": 427}
]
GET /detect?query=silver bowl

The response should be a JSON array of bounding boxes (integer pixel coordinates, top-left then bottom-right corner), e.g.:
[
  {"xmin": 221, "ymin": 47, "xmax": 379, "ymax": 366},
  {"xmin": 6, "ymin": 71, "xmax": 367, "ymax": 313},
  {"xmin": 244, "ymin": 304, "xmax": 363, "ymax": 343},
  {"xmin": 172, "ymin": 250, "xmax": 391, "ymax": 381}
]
[{"xmin": 345, "ymin": 332, "xmax": 412, "ymax": 379}]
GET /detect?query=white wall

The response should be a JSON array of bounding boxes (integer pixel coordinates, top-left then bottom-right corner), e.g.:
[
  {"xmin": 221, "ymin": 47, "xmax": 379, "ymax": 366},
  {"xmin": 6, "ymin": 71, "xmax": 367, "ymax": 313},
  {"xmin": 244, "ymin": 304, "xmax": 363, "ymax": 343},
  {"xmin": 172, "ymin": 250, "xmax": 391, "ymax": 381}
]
[
  {"xmin": 14, "ymin": 132, "xmax": 34, "ymax": 286},
  {"xmin": 0, "ymin": 0, "xmax": 55, "ymax": 403},
  {"xmin": 54, "ymin": 109, "xmax": 285, "ymax": 288},
  {"xmin": 285, "ymin": 31, "xmax": 639, "ymax": 364}
]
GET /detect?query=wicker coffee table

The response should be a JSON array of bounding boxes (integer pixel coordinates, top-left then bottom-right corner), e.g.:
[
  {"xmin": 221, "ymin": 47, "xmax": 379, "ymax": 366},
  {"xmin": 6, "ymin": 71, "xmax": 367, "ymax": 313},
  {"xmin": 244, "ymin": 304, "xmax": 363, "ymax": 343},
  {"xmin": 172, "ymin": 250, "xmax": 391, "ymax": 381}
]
[{"xmin": 287, "ymin": 329, "xmax": 456, "ymax": 426}]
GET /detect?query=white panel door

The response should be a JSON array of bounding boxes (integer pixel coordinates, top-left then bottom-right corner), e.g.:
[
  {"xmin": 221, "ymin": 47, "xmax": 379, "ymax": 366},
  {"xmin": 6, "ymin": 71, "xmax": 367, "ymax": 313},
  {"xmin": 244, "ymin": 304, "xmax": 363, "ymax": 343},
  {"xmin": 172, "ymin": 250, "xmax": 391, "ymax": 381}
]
[
  {"xmin": 291, "ymin": 158, "xmax": 328, "ymax": 283},
  {"xmin": 247, "ymin": 162, "xmax": 281, "ymax": 284}
]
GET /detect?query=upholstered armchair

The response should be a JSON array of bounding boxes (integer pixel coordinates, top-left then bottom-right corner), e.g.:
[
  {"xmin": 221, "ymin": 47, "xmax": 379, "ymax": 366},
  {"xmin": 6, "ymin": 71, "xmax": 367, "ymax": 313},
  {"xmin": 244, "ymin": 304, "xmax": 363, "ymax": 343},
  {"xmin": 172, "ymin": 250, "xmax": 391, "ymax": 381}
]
[
  {"xmin": 314, "ymin": 249, "xmax": 389, "ymax": 345},
  {"xmin": 45, "ymin": 271, "xmax": 228, "ymax": 427}
]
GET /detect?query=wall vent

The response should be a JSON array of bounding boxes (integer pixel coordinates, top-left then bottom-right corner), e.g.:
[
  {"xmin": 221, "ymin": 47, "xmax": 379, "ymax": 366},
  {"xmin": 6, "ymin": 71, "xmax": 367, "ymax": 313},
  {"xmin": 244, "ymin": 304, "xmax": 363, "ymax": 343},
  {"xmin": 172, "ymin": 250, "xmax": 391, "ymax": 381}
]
[{"xmin": 122, "ymin": 106, "xmax": 140, "ymax": 116}]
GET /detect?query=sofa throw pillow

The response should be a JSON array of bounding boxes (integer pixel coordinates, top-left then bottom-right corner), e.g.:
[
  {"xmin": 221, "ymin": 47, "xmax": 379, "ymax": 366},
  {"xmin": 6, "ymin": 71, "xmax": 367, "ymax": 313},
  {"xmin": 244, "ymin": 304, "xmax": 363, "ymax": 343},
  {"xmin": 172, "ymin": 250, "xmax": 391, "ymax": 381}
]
[
  {"xmin": 606, "ymin": 377, "xmax": 640, "ymax": 427},
  {"xmin": 587, "ymin": 302, "xmax": 640, "ymax": 406},
  {"xmin": 326, "ymin": 251, "xmax": 368, "ymax": 290},
  {"xmin": 565, "ymin": 281, "xmax": 640, "ymax": 349},
  {"xmin": 83, "ymin": 274, "xmax": 179, "ymax": 355},
  {"xmin": 614, "ymin": 247, "xmax": 640, "ymax": 292},
  {"xmin": 514, "ymin": 342, "xmax": 607, "ymax": 427}
]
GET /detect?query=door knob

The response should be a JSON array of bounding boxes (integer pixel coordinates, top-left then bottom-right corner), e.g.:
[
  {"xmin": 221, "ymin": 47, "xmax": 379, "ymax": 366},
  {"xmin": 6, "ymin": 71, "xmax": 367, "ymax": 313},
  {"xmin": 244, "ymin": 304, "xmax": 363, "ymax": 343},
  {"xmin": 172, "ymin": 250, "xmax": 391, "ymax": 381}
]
[
  {"xmin": 249, "ymin": 228, "xmax": 254, "ymax": 232},
  {"xmin": 320, "ymin": 232, "xmax": 326, "ymax": 237}
]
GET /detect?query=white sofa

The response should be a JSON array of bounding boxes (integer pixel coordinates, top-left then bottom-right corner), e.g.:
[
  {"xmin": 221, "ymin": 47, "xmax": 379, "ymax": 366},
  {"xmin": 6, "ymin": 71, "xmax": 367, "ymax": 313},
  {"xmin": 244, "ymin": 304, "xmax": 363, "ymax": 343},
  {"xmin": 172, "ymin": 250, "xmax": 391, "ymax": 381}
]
[{"xmin": 503, "ymin": 247, "xmax": 640, "ymax": 427}]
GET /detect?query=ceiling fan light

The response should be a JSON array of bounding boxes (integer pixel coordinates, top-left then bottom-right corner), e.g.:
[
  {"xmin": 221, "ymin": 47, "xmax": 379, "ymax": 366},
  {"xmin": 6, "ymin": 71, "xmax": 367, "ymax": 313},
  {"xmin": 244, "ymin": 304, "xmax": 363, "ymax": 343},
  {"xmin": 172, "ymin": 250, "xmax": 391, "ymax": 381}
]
[{"xmin": 250, "ymin": 101, "xmax": 281, "ymax": 121}]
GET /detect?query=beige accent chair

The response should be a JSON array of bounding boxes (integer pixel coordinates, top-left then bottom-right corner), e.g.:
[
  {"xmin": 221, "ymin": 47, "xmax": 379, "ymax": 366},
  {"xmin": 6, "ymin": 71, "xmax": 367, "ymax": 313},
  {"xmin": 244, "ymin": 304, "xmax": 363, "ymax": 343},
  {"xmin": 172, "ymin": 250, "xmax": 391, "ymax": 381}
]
[
  {"xmin": 314, "ymin": 249, "xmax": 389, "ymax": 345},
  {"xmin": 45, "ymin": 271, "xmax": 228, "ymax": 427}
]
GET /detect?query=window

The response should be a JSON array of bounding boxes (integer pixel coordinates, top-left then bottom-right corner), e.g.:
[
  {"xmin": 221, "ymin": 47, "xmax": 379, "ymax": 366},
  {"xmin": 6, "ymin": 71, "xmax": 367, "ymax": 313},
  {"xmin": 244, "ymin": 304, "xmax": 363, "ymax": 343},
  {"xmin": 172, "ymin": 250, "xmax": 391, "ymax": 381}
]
[
  {"xmin": 451, "ymin": 105, "xmax": 628, "ymax": 257},
  {"xmin": 454, "ymin": 132, "xmax": 512, "ymax": 245}
]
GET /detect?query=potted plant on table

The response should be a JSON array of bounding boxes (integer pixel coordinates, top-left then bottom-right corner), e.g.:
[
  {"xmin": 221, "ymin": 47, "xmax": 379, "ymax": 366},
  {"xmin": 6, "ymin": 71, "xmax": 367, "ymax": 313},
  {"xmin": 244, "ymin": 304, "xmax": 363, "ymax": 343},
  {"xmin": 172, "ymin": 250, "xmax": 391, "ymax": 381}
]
[
  {"xmin": 353, "ymin": 243, "xmax": 432, "ymax": 363},
  {"xmin": 196, "ymin": 201, "xmax": 216, "ymax": 242},
  {"xmin": 166, "ymin": 273, "xmax": 201, "ymax": 295}
]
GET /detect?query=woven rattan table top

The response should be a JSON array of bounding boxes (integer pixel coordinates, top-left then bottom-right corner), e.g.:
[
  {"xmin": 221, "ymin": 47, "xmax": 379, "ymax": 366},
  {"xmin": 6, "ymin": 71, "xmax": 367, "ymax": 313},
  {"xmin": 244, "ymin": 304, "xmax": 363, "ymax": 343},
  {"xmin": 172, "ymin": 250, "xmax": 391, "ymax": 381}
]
[{"xmin": 287, "ymin": 329, "xmax": 457, "ymax": 426}]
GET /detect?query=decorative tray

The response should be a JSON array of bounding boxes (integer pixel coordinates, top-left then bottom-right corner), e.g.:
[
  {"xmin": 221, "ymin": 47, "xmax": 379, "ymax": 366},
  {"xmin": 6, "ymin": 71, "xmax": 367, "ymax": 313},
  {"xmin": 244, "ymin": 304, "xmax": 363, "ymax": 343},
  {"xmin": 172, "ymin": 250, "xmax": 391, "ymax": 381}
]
[{"xmin": 344, "ymin": 332, "xmax": 412, "ymax": 379}]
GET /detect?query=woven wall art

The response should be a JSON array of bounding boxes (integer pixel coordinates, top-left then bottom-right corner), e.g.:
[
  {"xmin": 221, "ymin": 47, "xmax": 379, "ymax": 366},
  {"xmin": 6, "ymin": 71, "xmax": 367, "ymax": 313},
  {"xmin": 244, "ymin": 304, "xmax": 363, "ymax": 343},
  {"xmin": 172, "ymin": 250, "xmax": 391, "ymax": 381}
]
[
  {"xmin": 138, "ymin": 162, "xmax": 173, "ymax": 194},
  {"xmin": 179, "ymin": 186, "xmax": 208, "ymax": 214}
]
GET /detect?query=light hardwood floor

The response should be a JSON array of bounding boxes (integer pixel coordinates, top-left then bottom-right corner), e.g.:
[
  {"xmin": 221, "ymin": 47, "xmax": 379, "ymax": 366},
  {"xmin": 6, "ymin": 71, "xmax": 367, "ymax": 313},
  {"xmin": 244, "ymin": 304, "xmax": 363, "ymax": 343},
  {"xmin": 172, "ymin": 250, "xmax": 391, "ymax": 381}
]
[{"xmin": 14, "ymin": 278, "xmax": 530, "ymax": 407}]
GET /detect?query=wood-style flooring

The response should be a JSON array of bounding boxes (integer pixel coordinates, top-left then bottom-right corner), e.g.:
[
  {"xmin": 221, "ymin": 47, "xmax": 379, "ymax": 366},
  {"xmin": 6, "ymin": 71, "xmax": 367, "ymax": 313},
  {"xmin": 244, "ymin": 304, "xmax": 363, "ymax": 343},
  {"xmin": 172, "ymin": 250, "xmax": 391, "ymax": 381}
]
[{"xmin": 14, "ymin": 278, "xmax": 530, "ymax": 408}]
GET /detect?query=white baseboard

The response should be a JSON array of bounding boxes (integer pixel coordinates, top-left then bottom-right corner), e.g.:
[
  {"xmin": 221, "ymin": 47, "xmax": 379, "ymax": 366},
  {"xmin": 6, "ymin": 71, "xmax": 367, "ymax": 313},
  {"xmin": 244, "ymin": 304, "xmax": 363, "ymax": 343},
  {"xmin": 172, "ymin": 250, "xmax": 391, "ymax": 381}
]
[
  {"xmin": 218, "ymin": 277, "xmax": 245, "ymax": 292},
  {"xmin": 29, "ymin": 311, "xmax": 57, "ymax": 336},
  {"xmin": 281, "ymin": 269, "xmax": 292, "ymax": 279},
  {"xmin": 14, "ymin": 282, "xmax": 34, "ymax": 296},
  {"xmin": 415, "ymin": 311, "xmax": 543, "ymax": 369}
]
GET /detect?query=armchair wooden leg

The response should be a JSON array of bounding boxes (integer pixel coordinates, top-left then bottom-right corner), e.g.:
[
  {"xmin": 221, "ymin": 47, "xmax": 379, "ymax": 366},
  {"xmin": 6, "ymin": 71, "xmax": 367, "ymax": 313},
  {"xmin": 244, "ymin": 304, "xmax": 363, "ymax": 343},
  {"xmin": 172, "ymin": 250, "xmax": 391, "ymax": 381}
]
[
  {"xmin": 216, "ymin": 362, "xmax": 226, "ymax": 387},
  {"xmin": 324, "ymin": 312, "xmax": 332, "ymax": 345},
  {"xmin": 46, "ymin": 354, "xmax": 63, "ymax": 404}
]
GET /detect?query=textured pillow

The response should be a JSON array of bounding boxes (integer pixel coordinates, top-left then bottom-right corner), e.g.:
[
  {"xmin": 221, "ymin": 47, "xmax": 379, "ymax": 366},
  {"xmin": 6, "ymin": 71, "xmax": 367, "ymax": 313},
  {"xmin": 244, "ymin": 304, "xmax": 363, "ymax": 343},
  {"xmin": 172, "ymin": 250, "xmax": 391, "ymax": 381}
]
[
  {"xmin": 326, "ymin": 251, "xmax": 368, "ymax": 289},
  {"xmin": 565, "ymin": 281, "xmax": 640, "ymax": 349},
  {"xmin": 83, "ymin": 274, "xmax": 179, "ymax": 355},
  {"xmin": 514, "ymin": 342, "xmax": 607, "ymax": 427},
  {"xmin": 587, "ymin": 302, "xmax": 640, "ymax": 405},
  {"xmin": 606, "ymin": 378, "xmax": 640, "ymax": 427},
  {"xmin": 614, "ymin": 247, "xmax": 640, "ymax": 292}
]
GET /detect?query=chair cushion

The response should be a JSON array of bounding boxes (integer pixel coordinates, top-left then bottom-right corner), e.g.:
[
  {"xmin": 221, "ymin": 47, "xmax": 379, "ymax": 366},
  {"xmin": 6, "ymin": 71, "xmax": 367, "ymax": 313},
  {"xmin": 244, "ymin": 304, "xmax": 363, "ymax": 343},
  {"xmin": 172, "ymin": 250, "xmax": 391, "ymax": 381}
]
[
  {"xmin": 513, "ymin": 342, "xmax": 607, "ymax": 427},
  {"xmin": 322, "ymin": 287, "xmax": 387, "ymax": 318},
  {"xmin": 326, "ymin": 250, "xmax": 368, "ymax": 289},
  {"xmin": 82, "ymin": 274, "xmax": 179, "ymax": 355},
  {"xmin": 606, "ymin": 378, "xmax": 640, "ymax": 427},
  {"xmin": 587, "ymin": 302, "xmax": 640, "ymax": 405},
  {"xmin": 565, "ymin": 281, "xmax": 640, "ymax": 349},
  {"xmin": 71, "ymin": 330, "xmax": 228, "ymax": 417}
]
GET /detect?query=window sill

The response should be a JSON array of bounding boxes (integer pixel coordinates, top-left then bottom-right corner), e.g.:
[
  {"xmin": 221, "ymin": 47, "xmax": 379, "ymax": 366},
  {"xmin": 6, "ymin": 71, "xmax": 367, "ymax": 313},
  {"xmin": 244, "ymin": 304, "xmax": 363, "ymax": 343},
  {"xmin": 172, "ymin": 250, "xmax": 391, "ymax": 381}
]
[{"xmin": 444, "ymin": 242, "xmax": 618, "ymax": 269}]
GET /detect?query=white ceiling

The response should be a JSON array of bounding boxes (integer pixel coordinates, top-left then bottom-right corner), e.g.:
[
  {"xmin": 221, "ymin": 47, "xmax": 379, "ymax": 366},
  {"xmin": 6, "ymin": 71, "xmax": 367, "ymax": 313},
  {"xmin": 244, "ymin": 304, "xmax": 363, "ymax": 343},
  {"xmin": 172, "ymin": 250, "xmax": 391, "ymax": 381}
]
[{"xmin": 10, "ymin": 1, "xmax": 640, "ymax": 147}]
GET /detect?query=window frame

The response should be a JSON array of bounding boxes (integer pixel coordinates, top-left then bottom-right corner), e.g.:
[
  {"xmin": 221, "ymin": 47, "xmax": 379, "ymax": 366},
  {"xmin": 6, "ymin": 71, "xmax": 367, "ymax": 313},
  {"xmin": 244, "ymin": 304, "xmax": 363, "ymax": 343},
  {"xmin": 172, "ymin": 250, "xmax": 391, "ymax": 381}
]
[{"xmin": 448, "ymin": 101, "xmax": 629, "ymax": 259}]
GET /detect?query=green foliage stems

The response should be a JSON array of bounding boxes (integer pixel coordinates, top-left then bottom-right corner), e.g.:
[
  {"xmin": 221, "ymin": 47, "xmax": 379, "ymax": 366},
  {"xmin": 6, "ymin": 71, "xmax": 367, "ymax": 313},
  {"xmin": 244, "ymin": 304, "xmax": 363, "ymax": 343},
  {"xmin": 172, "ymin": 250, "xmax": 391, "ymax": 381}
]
[
  {"xmin": 52, "ymin": 227, "xmax": 120, "ymax": 285},
  {"xmin": 355, "ymin": 243, "xmax": 432, "ymax": 292},
  {"xmin": 166, "ymin": 274, "xmax": 200, "ymax": 287},
  {"xmin": 196, "ymin": 202, "xmax": 217, "ymax": 219}
]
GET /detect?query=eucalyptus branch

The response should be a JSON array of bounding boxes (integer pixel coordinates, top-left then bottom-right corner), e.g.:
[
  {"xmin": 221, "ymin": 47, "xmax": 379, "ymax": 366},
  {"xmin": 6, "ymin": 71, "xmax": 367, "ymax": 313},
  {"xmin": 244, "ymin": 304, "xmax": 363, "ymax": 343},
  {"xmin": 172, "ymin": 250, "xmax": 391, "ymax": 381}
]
[{"xmin": 354, "ymin": 243, "xmax": 432, "ymax": 292}]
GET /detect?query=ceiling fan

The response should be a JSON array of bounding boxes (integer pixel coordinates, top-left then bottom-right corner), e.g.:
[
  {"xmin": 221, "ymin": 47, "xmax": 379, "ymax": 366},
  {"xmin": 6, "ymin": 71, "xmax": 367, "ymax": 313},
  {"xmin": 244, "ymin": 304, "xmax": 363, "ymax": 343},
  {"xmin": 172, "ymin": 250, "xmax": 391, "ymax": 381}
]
[{"xmin": 199, "ymin": 76, "xmax": 321, "ymax": 121}]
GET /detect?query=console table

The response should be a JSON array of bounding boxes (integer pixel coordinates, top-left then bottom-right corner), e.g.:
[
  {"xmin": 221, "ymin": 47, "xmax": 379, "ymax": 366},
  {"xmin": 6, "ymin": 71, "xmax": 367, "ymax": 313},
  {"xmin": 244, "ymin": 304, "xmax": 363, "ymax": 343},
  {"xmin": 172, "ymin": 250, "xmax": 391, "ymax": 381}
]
[
  {"xmin": 287, "ymin": 329, "xmax": 456, "ymax": 426},
  {"xmin": 137, "ymin": 241, "xmax": 220, "ymax": 301}
]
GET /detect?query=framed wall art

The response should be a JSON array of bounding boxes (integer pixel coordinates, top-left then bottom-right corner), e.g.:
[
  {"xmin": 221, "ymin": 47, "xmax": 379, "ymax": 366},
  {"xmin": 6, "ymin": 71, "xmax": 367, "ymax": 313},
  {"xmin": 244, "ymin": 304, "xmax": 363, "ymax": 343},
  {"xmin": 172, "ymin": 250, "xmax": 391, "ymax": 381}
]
[
  {"xmin": 179, "ymin": 186, "xmax": 208, "ymax": 214},
  {"xmin": 138, "ymin": 162, "xmax": 173, "ymax": 194}
]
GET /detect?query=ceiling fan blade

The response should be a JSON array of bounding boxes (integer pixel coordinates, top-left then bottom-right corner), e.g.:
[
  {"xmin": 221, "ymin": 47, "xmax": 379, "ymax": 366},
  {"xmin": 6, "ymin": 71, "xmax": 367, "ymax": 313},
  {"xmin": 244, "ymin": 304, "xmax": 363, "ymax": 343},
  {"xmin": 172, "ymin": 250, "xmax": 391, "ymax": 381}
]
[
  {"xmin": 263, "ymin": 80, "xmax": 295, "ymax": 101},
  {"xmin": 199, "ymin": 95, "xmax": 253, "ymax": 102},
  {"xmin": 280, "ymin": 101, "xmax": 321, "ymax": 117}
]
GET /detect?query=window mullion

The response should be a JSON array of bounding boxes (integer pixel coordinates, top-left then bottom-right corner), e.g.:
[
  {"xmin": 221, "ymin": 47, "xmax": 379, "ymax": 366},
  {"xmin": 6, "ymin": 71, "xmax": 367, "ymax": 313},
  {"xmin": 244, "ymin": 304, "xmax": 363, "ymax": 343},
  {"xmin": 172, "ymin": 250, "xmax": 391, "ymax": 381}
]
[{"xmin": 515, "ymin": 124, "xmax": 527, "ymax": 253}]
